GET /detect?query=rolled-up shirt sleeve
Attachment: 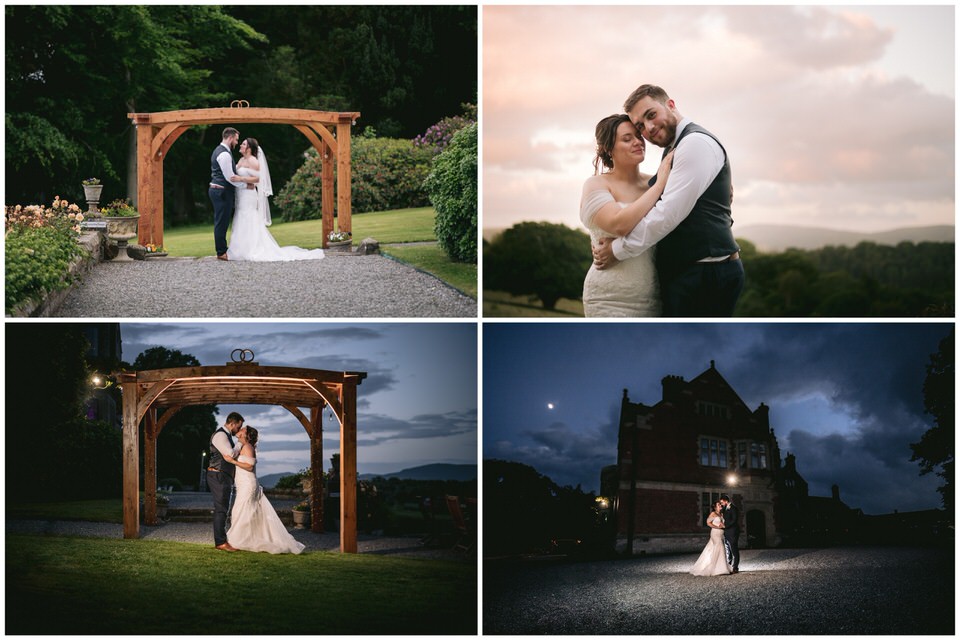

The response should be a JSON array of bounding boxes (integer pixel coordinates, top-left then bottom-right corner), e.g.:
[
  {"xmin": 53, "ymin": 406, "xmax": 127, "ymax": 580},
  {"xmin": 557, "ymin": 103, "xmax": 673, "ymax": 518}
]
[
  {"xmin": 611, "ymin": 131, "xmax": 725, "ymax": 261},
  {"xmin": 211, "ymin": 430, "xmax": 236, "ymax": 459},
  {"xmin": 216, "ymin": 149, "xmax": 241, "ymax": 183}
]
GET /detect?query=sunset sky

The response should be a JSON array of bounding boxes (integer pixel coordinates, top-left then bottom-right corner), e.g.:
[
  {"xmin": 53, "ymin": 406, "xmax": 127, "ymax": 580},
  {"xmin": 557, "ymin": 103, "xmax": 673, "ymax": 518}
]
[{"xmin": 482, "ymin": 5, "xmax": 955, "ymax": 236}]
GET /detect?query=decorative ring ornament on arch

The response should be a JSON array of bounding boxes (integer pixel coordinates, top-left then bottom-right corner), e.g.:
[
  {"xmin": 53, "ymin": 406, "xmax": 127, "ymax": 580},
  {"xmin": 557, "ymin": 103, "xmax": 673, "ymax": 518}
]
[
  {"xmin": 231, "ymin": 348, "xmax": 256, "ymax": 363},
  {"xmin": 230, "ymin": 99, "xmax": 251, "ymax": 108}
]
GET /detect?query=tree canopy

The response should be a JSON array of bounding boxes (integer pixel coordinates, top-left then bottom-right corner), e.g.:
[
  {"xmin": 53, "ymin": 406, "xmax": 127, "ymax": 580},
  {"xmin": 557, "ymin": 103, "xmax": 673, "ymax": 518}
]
[{"xmin": 6, "ymin": 5, "xmax": 477, "ymax": 224}]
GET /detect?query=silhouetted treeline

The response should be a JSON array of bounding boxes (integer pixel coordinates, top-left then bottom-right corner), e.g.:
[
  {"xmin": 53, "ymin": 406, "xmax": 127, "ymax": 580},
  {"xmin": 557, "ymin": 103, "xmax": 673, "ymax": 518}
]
[
  {"xmin": 736, "ymin": 239, "xmax": 953, "ymax": 317},
  {"xmin": 484, "ymin": 459, "xmax": 611, "ymax": 558}
]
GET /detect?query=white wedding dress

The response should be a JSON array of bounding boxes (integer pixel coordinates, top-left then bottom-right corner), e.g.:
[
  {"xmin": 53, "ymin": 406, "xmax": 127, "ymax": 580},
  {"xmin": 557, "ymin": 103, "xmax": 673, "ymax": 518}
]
[
  {"xmin": 689, "ymin": 516, "xmax": 732, "ymax": 576},
  {"xmin": 228, "ymin": 166, "xmax": 324, "ymax": 262},
  {"xmin": 580, "ymin": 190, "xmax": 661, "ymax": 317},
  {"xmin": 227, "ymin": 455, "xmax": 305, "ymax": 554}
]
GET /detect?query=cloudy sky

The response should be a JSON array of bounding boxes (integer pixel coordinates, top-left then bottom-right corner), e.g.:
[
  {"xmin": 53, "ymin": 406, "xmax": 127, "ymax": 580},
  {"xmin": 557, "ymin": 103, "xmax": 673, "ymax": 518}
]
[
  {"xmin": 483, "ymin": 322, "xmax": 952, "ymax": 515},
  {"xmin": 482, "ymin": 5, "xmax": 954, "ymax": 235},
  {"xmin": 121, "ymin": 322, "xmax": 477, "ymax": 477}
]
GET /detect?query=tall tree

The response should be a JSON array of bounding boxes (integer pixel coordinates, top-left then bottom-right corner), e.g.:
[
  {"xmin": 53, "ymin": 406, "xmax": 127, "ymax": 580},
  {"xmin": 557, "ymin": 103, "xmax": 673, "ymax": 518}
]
[
  {"xmin": 5, "ymin": 6, "xmax": 265, "ymax": 208},
  {"xmin": 910, "ymin": 329, "xmax": 955, "ymax": 510}
]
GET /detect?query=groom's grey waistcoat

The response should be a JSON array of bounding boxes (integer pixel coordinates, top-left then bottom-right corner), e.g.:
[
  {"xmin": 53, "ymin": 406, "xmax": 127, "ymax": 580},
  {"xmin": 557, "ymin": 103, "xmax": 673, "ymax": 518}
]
[
  {"xmin": 209, "ymin": 428, "xmax": 236, "ymax": 479},
  {"xmin": 653, "ymin": 122, "xmax": 739, "ymax": 283},
  {"xmin": 210, "ymin": 145, "xmax": 236, "ymax": 189}
]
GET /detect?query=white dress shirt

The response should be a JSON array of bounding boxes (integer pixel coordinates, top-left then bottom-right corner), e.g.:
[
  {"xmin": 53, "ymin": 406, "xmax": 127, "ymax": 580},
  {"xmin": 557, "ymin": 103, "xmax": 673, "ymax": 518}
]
[
  {"xmin": 214, "ymin": 143, "xmax": 241, "ymax": 185},
  {"xmin": 211, "ymin": 428, "xmax": 241, "ymax": 461},
  {"xmin": 612, "ymin": 118, "xmax": 726, "ymax": 261}
]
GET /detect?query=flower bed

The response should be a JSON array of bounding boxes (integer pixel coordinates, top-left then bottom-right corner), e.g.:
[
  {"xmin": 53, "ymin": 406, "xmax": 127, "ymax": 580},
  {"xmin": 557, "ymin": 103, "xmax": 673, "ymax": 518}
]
[{"xmin": 5, "ymin": 198, "xmax": 90, "ymax": 316}]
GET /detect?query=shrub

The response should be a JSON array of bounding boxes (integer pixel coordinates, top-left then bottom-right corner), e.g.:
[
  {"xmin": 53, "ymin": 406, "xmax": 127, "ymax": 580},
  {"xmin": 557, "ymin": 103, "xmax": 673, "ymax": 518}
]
[
  {"xmin": 424, "ymin": 122, "xmax": 477, "ymax": 263},
  {"xmin": 5, "ymin": 198, "xmax": 86, "ymax": 314},
  {"xmin": 484, "ymin": 221, "xmax": 592, "ymax": 309},
  {"xmin": 414, "ymin": 103, "xmax": 476, "ymax": 155},
  {"xmin": 276, "ymin": 135, "xmax": 434, "ymax": 221}
]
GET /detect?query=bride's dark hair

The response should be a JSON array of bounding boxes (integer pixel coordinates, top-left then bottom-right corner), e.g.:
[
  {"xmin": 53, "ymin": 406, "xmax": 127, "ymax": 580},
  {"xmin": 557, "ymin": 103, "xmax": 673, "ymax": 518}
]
[
  {"xmin": 244, "ymin": 137, "xmax": 259, "ymax": 157},
  {"xmin": 245, "ymin": 426, "xmax": 259, "ymax": 448},
  {"xmin": 593, "ymin": 114, "xmax": 634, "ymax": 174}
]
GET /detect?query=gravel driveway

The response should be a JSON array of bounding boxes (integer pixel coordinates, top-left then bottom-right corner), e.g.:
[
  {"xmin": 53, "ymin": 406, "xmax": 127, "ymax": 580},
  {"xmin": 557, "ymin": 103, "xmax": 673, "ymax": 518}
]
[
  {"xmin": 484, "ymin": 546, "xmax": 953, "ymax": 634},
  {"xmin": 54, "ymin": 254, "xmax": 476, "ymax": 318}
]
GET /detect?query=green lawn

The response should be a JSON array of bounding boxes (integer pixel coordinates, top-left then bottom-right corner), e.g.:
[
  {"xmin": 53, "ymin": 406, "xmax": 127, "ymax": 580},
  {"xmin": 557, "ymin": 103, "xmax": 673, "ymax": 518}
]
[
  {"xmin": 383, "ymin": 243, "xmax": 477, "ymax": 299},
  {"xmin": 483, "ymin": 290, "xmax": 584, "ymax": 317},
  {"xmin": 160, "ymin": 207, "xmax": 476, "ymax": 298},
  {"xmin": 6, "ymin": 534, "xmax": 476, "ymax": 635}
]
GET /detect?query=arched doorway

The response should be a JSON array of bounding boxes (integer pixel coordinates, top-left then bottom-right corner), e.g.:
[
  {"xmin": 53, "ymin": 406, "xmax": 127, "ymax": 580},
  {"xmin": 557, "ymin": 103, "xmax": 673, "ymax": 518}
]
[
  {"xmin": 127, "ymin": 105, "xmax": 360, "ymax": 249},
  {"xmin": 746, "ymin": 509, "xmax": 767, "ymax": 548},
  {"xmin": 117, "ymin": 353, "xmax": 366, "ymax": 552}
]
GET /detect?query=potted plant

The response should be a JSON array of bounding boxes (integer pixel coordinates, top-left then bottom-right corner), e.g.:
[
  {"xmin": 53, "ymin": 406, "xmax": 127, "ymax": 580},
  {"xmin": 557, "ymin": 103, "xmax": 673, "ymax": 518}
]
[
  {"xmin": 100, "ymin": 198, "xmax": 141, "ymax": 255},
  {"xmin": 327, "ymin": 230, "xmax": 352, "ymax": 252},
  {"xmin": 292, "ymin": 501, "xmax": 311, "ymax": 528},
  {"xmin": 81, "ymin": 178, "xmax": 103, "ymax": 213},
  {"xmin": 156, "ymin": 493, "xmax": 170, "ymax": 519}
]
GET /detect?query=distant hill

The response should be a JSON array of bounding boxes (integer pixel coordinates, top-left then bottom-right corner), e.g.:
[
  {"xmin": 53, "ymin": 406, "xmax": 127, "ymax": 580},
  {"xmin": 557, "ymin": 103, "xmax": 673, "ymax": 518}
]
[
  {"xmin": 259, "ymin": 472, "xmax": 295, "ymax": 489},
  {"xmin": 263, "ymin": 464, "xmax": 477, "ymax": 487},
  {"xmin": 360, "ymin": 463, "xmax": 477, "ymax": 481},
  {"xmin": 737, "ymin": 224, "xmax": 954, "ymax": 253}
]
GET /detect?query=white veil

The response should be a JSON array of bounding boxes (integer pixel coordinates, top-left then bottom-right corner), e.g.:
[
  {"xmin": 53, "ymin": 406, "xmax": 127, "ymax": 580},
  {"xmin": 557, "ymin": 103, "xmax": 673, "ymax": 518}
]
[{"xmin": 257, "ymin": 146, "xmax": 273, "ymax": 226}]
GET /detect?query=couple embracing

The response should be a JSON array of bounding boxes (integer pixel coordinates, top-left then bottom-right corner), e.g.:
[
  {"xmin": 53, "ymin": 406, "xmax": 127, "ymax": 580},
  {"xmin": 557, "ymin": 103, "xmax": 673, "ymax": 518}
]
[
  {"xmin": 581, "ymin": 84, "xmax": 744, "ymax": 317},
  {"xmin": 209, "ymin": 127, "xmax": 324, "ymax": 262},
  {"xmin": 208, "ymin": 412, "xmax": 304, "ymax": 554},
  {"xmin": 690, "ymin": 495, "xmax": 740, "ymax": 576}
]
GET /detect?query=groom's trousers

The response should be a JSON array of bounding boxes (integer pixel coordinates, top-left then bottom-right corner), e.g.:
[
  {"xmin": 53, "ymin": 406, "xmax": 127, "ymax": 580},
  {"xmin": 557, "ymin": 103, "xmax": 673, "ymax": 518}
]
[
  {"xmin": 209, "ymin": 185, "xmax": 235, "ymax": 257},
  {"xmin": 207, "ymin": 469, "xmax": 234, "ymax": 546},
  {"xmin": 662, "ymin": 258, "xmax": 744, "ymax": 317}
]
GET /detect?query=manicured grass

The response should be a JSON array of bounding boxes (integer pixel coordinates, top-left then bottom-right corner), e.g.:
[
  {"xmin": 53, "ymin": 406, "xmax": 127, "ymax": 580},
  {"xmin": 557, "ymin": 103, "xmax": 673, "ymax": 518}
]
[
  {"xmin": 157, "ymin": 207, "xmax": 476, "ymax": 297},
  {"xmin": 383, "ymin": 243, "xmax": 477, "ymax": 299},
  {"xmin": 6, "ymin": 534, "xmax": 476, "ymax": 635},
  {"xmin": 483, "ymin": 290, "xmax": 584, "ymax": 317},
  {"xmin": 7, "ymin": 499, "xmax": 123, "ymax": 523},
  {"xmin": 161, "ymin": 207, "xmax": 437, "ymax": 257}
]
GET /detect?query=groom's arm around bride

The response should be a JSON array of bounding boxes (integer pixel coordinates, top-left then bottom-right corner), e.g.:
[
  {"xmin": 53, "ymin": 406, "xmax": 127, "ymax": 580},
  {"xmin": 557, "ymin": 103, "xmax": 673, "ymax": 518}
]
[{"xmin": 593, "ymin": 84, "xmax": 744, "ymax": 317}]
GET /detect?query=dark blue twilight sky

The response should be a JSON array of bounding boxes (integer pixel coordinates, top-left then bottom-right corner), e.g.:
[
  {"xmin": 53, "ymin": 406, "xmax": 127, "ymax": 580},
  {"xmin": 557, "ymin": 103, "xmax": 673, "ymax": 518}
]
[
  {"xmin": 483, "ymin": 323, "xmax": 951, "ymax": 515},
  {"xmin": 121, "ymin": 322, "xmax": 477, "ymax": 478}
]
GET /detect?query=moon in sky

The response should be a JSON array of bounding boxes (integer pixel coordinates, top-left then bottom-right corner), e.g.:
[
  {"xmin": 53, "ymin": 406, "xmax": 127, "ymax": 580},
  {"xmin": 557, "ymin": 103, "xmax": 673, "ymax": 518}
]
[{"xmin": 547, "ymin": 402, "xmax": 555, "ymax": 410}]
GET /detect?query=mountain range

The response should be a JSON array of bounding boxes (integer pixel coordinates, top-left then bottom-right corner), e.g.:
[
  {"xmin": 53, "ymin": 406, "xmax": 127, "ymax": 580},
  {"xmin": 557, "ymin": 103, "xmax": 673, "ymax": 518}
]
[
  {"xmin": 735, "ymin": 224, "xmax": 954, "ymax": 253},
  {"xmin": 259, "ymin": 463, "xmax": 476, "ymax": 488}
]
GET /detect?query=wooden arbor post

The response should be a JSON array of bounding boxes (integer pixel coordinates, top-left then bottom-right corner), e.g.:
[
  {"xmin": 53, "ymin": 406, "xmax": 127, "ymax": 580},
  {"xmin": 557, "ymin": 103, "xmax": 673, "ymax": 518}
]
[
  {"xmin": 118, "ymin": 363, "xmax": 366, "ymax": 552},
  {"xmin": 128, "ymin": 107, "xmax": 360, "ymax": 249}
]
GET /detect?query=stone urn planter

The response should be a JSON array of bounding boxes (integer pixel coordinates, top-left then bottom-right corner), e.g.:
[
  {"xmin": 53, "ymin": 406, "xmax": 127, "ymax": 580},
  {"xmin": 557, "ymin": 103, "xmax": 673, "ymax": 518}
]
[
  {"xmin": 82, "ymin": 183, "xmax": 104, "ymax": 214},
  {"xmin": 326, "ymin": 239, "xmax": 352, "ymax": 253},
  {"xmin": 104, "ymin": 215, "xmax": 140, "ymax": 259},
  {"xmin": 292, "ymin": 507, "xmax": 311, "ymax": 529}
]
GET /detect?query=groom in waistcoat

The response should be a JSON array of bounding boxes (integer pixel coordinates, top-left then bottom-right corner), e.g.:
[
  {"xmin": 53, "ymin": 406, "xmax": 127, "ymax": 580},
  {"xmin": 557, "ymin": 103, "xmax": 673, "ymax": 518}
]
[
  {"xmin": 208, "ymin": 412, "xmax": 244, "ymax": 551},
  {"xmin": 209, "ymin": 127, "xmax": 247, "ymax": 260},
  {"xmin": 720, "ymin": 494, "xmax": 741, "ymax": 573},
  {"xmin": 592, "ymin": 85, "xmax": 745, "ymax": 316}
]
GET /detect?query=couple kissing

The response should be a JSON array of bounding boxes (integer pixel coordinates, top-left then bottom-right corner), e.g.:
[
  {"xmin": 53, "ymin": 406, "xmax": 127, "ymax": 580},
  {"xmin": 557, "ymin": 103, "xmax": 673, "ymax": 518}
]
[{"xmin": 208, "ymin": 412, "xmax": 304, "ymax": 554}]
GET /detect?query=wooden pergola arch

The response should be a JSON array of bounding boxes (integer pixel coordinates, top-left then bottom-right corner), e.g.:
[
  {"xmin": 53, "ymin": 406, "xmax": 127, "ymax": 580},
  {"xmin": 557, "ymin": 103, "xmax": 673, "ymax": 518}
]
[
  {"xmin": 127, "ymin": 105, "xmax": 361, "ymax": 249},
  {"xmin": 117, "ymin": 358, "xmax": 366, "ymax": 553}
]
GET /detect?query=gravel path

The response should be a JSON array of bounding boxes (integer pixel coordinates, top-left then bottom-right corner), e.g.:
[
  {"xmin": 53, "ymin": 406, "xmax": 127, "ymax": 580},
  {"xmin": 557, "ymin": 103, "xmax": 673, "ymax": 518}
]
[
  {"xmin": 484, "ymin": 546, "xmax": 954, "ymax": 634},
  {"xmin": 54, "ymin": 254, "xmax": 476, "ymax": 318}
]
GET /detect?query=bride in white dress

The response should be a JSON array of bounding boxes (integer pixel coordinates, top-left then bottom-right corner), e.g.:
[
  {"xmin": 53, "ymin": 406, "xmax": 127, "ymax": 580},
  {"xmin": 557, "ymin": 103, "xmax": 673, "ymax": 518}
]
[
  {"xmin": 227, "ymin": 137, "xmax": 324, "ymax": 262},
  {"xmin": 690, "ymin": 501, "xmax": 733, "ymax": 576},
  {"xmin": 224, "ymin": 426, "xmax": 305, "ymax": 554},
  {"xmin": 580, "ymin": 114, "xmax": 673, "ymax": 316}
]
